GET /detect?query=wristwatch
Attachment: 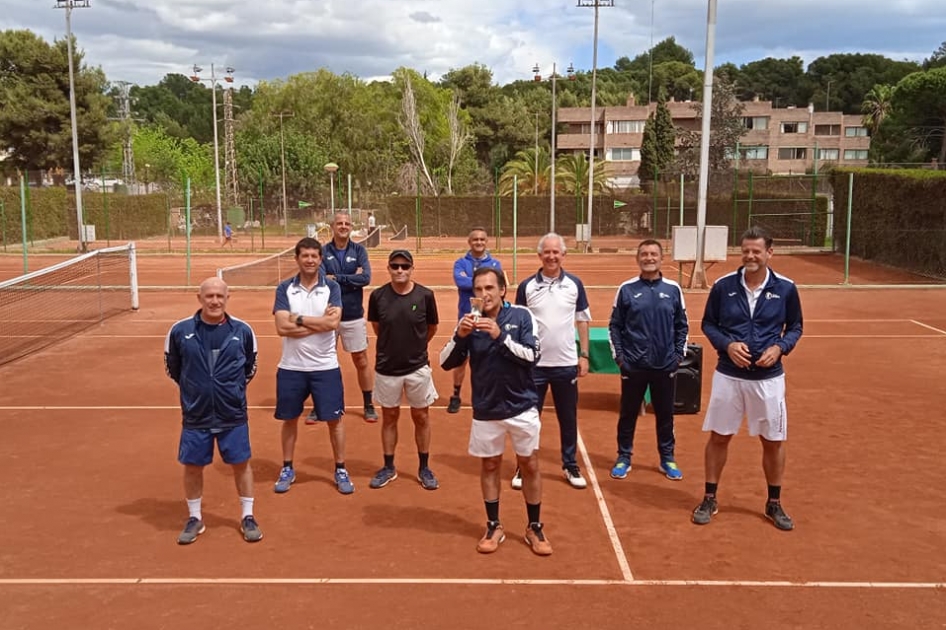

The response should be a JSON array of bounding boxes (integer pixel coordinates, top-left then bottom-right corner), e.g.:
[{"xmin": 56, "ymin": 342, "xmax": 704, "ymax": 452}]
[
  {"xmin": 295, "ymin": 315, "xmax": 304, "ymax": 326},
  {"xmin": 578, "ymin": 351, "xmax": 589, "ymax": 359}
]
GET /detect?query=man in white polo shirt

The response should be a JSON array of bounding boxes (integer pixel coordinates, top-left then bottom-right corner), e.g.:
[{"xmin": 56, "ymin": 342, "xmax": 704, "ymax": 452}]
[
  {"xmin": 272, "ymin": 237, "xmax": 355, "ymax": 496},
  {"xmin": 512, "ymin": 232, "xmax": 592, "ymax": 490}
]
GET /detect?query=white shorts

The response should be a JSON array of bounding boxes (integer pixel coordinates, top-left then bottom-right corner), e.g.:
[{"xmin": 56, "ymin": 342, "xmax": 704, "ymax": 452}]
[
  {"xmin": 374, "ymin": 365, "xmax": 438, "ymax": 409},
  {"xmin": 469, "ymin": 407, "xmax": 541, "ymax": 458},
  {"xmin": 702, "ymin": 371, "xmax": 787, "ymax": 441},
  {"xmin": 337, "ymin": 318, "xmax": 368, "ymax": 353}
]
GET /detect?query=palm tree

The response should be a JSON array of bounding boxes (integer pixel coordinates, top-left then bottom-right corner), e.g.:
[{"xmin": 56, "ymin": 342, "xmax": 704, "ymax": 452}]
[
  {"xmin": 555, "ymin": 152, "xmax": 612, "ymax": 196},
  {"xmin": 498, "ymin": 147, "xmax": 550, "ymax": 196},
  {"xmin": 861, "ymin": 84, "xmax": 894, "ymax": 136}
]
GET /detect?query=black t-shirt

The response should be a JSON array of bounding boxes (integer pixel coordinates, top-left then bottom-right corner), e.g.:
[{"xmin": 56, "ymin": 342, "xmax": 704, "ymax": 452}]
[{"xmin": 368, "ymin": 283, "xmax": 439, "ymax": 376}]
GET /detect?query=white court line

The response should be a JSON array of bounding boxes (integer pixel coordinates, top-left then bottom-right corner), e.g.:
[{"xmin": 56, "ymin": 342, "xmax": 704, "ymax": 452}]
[
  {"xmin": 68, "ymin": 333, "xmax": 946, "ymax": 340},
  {"xmin": 576, "ymin": 431, "xmax": 634, "ymax": 582},
  {"xmin": 910, "ymin": 320, "xmax": 946, "ymax": 336},
  {"xmin": 0, "ymin": 577, "xmax": 942, "ymax": 588}
]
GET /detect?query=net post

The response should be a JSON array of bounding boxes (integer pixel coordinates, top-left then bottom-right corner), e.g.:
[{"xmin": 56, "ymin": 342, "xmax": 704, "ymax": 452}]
[{"xmin": 128, "ymin": 241, "xmax": 140, "ymax": 310}]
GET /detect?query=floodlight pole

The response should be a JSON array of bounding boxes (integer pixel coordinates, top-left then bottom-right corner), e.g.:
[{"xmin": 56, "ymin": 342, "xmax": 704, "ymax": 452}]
[
  {"xmin": 56, "ymin": 0, "xmax": 91, "ymax": 252},
  {"xmin": 692, "ymin": 0, "xmax": 718, "ymax": 289},
  {"xmin": 578, "ymin": 0, "xmax": 613, "ymax": 252},
  {"xmin": 551, "ymin": 62, "xmax": 557, "ymax": 231},
  {"xmin": 190, "ymin": 63, "xmax": 233, "ymax": 241},
  {"xmin": 274, "ymin": 111, "xmax": 293, "ymax": 236}
]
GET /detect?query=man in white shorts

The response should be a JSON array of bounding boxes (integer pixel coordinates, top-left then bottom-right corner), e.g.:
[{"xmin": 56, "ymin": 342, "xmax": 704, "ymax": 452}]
[
  {"xmin": 440, "ymin": 267, "xmax": 552, "ymax": 556},
  {"xmin": 692, "ymin": 226, "xmax": 804, "ymax": 531},
  {"xmin": 366, "ymin": 249, "xmax": 441, "ymax": 490},
  {"xmin": 321, "ymin": 211, "xmax": 377, "ymax": 421}
]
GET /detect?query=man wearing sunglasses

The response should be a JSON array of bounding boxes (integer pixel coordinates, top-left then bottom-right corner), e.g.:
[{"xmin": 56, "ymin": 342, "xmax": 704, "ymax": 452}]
[{"xmin": 366, "ymin": 250, "xmax": 441, "ymax": 490}]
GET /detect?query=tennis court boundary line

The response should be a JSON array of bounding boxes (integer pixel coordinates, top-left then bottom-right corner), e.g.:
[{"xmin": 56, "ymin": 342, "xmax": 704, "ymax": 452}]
[
  {"xmin": 0, "ymin": 577, "xmax": 942, "ymax": 589},
  {"xmin": 911, "ymin": 320, "xmax": 946, "ymax": 336}
]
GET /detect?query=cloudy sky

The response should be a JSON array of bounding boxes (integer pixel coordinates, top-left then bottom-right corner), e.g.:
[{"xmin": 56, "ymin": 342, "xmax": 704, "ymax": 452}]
[{"xmin": 3, "ymin": 0, "xmax": 944, "ymax": 88}]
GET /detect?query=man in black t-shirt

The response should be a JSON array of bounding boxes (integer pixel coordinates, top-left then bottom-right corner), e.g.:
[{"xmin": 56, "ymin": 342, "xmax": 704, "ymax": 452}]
[{"xmin": 366, "ymin": 249, "xmax": 441, "ymax": 490}]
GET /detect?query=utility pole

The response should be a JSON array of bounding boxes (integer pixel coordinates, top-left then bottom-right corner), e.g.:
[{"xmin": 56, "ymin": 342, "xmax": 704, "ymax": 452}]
[
  {"xmin": 223, "ymin": 87, "xmax": 238, "ymax": 206},
  {"xmin": 273, "ymin": 111, "xmax": 293, "ymax": 236},
  {"xmin": 111, "ymin": 80, "xmax": 141, "ymax": 189},
  {"xmin": 534, "ymin": 112, "xmax": 539, "ymax": 195},
  {"xmin": 692, "ymin": 0, "xmax": 718, "ymax": 289},
  {"xmin": 577, "ymin": 0, "xmax": 614, "ymax": 252},
  {"xmin": 190, "ymin": 64, "xmax": 234, "ymax": 240},
  {"xmin": 55, "ymin": 0, "xmax": 91, "ymax": 252}
]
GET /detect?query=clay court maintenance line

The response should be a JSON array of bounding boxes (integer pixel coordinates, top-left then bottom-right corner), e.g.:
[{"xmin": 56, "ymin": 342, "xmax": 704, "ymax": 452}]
[
  {"xmin": 910, "ymin": 320, "xmax": 946, "ymax": 336},
  {"xmin": 0, "ymin": 578, "xmax": 942, "ymax": 588},
  {"xmin": 576, "ymin": 431, "xmax": 634, "ymax": 582}
]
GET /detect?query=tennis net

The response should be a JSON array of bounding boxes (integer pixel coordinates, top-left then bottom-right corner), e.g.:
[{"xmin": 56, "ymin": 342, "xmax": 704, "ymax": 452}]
[
  {"xmin": 216, "ymin": 247, "xmax": 296, "ymax": 287},
  {"xmin": 0, "ymin": 243, "xmax": 139, "ymax": 366}
]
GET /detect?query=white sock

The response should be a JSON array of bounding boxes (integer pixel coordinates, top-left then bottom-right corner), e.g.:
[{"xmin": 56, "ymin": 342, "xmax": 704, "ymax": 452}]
[
  {"xmin": 240, "ymin": 497, "xmax": 254, "ymax": 519},
  {"xmin": 186, "ymin": 498, "xmax": 202, "ymax": 520}
]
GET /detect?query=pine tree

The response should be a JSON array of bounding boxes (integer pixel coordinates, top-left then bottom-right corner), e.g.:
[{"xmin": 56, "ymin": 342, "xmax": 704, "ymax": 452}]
[
  {"xmin": 638, "ymin": 112, "xmax": 659, "ymax": 185},
  {"xmin": 654, "ymin": 96, "xmax": 676, "ymax": 171}
]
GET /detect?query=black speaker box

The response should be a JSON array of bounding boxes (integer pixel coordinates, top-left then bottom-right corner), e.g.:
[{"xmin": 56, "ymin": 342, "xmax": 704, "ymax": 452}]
[{"xmin": 674, "ymin": 343, "xmax": 703, "ymax": 414}]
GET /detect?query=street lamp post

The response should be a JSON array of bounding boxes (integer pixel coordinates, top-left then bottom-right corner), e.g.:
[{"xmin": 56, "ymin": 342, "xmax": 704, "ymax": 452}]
[
  {"xmin": 577, "ymin": 0, "xmax": 614, "ymax": 252},
  {"xmin": 55, "ymin": 0, "xmax": 91, "ymax": 252},
  {"xmin": 534, "ymin": 62, "xmax": 575, "ymax": 232},
  {"xmin": 324, "ymin": 163, "xmax": 339, "ymax": 214},
  {"xmin": 190, "ymin": 64, "xmax": 233, "ymax": 241}
]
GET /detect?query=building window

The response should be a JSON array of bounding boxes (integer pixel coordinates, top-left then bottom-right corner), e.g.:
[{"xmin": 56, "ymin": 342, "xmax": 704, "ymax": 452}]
[
  {"xmin": 844, "ymin": 149, "xmax": 869, "ymax": 160},
  {"xmin": 580, "ymin": 123, "xmax": 604, "ymax": 135},
  {"xmin": 610, "ymin": 120, "xmax": 646, "ymax": 134},
  {"xmin": 780, "ymin": 121, "xmax": 808, "ymax": 134},
  {"xmin": 778, "ymin": 147, "xmax": 807, "ymax": 160},
  {"xmin": 814, "ymin": 124, "xmax": 841, "ymax": 136},
  {"xmin": 818, "ymin": 148, "xmax": 839, "ymax": 160},
  {"xmin": 845, "ymin": 126, "xmax": 868, "ymax": 137},
  {"xmin": 738, "ymin": 145, "xmax": 769, "ymax": 160},
  {"xmin": 743, "ymin": 116, "xmax": 769, "ymax": 130},
  {"xmin": 608, "ymin": 147, "xmax": 641, "ymax": 161}
]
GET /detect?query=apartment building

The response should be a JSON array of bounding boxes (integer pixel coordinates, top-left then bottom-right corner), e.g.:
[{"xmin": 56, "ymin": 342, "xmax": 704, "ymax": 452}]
[{"xmin": 556, "ymin": 95, "xmax": 870, "ymax": 187}]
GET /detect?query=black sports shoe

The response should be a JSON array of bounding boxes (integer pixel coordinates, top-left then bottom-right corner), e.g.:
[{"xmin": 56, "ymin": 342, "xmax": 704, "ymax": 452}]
[
  {"xmin": 691, "ymin": 496, "xmax": 718, "ymax": 525},
  {"xmin": 447, "ymin": 396, "xmax": 461, "ymax": 414},
  {"xmin": 765, "ymin": 501, "xmax": 794, "ymax": 531}
]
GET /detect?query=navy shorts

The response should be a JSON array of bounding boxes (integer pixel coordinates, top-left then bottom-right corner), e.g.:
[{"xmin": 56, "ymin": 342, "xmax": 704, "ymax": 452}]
[
  {"xmin": 275, "ymin": 367, "xmax": 345, "ymax": 421},
  {"xmin": 178, "ymin": 424, "xmax": 251, "ymax": 466}
]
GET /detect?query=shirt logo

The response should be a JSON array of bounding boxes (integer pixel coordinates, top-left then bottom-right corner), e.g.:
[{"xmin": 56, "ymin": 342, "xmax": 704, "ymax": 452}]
[
  {"xmin": 345, "ymin": 256, "xmax": 357, "ymax": 263},
  {"xmin": 184, "ymin": 333, "xmax": 195, "ymax": 339},
  {"xmin": 633, "ymin": 292, "xmax": 642, "ymax": 299},
  {"xmin": 411, "ymin": 304, "xmax": 417, "ymax": 311},
  {"xmin": 765, "ymin": 292, "xmax": 781, "ymax": 300},
  {"xmin": 232, "ymin": 337, "xmax": 240, "ymax": 342},
  {"xmin": 658, "ymin": 292, "xmax": 670, "ymax": 299},
  {"xmin": 504, "ymin": 324, "xmax": 519, "ymax": 331},
  {"xmin": 728, "ymin": 292, "xmax": 737, "ymax": 297},
  {"xmin": 325, "ymin": 255, "xmax": 335, "ymax": 261}
]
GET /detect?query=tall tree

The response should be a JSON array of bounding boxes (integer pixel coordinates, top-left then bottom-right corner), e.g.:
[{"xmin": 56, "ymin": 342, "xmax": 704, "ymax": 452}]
[
  {"xmin": 498, "ymin": 146, "xmax": 550, "ymax": 196},
  {"xmin": 397, "ymin": 71, "xmax": 437, "ymax": 195},
  {"xmin": 638, "ymin": 95, "xmax": 675, "ymax": 183},
  {"xmin": 806, "ymin": 53, "xmax": 921, "ymax": 114},
  {"xmin": 890, "ymin": 67, "xmax": 946, "ymax": 165},
  {"xmin": 737, "ymin": 57, "xmax": 807, "ymax": 107},
  {"xmin": 0, "ymin": 29, "xmax": 111, "ymax": 173},
  {"xmin": 923, "ymin": 41, "xmax": 946, "ymax": 70},
  {"xmin": 861, "ymin": 84, "xmax": 894, "ymax": 135},
  {"xmin": 445, "ymin": 91, "xmax": 472, "ymax": 195},
  {"xmin": 674, "ymin": 76, "xmax": 746, "ymax": 175}
]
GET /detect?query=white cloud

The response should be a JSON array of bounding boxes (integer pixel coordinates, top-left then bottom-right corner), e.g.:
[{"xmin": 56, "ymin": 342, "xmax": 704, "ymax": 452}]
[{"xmin": 0, "ymin": 0, "xmax": 942, "ymax": 89}]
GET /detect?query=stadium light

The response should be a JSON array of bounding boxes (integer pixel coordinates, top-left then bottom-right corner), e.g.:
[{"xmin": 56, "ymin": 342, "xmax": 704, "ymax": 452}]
[
  {"xmin": 54, "ymin": 0, "xmax": 91, "ymax": 252},
  {"xmin": 189, "ymin": 63, "xmax": 234, "ymax": 241}
]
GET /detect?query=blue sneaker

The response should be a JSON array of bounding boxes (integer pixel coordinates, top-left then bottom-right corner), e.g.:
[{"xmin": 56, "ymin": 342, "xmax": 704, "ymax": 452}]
[
  {"xmin": 334, "ymin": 468, "xmax": 355, "ymax": 494},
  {"xmin": 610, "ymin": 457, "xmax": 631, "ymax": 479},
  {"xmin": 660, "ymin": 460, "xmax": 683, "ymax": 480},
  {"xmin": 274, "ymin": 466, "xmax": 296, "ymax": 493},
  {"xmin": 417, "ymin": 467, "xmax": 439, "ymax": 490},
  {"xmin": 369, "ymin": 466, "xmax": 398, "ymax": 489}
]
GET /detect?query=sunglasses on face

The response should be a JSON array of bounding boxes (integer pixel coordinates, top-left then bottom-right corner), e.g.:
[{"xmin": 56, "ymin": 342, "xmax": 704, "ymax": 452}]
[{"xmin": 389, "ymin": 263, "xmax": 412, "ymax": 270}]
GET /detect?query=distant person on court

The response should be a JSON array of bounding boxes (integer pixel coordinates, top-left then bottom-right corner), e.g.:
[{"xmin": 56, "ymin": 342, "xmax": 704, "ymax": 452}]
[
  {"xmin": 164, "ymin": 276, "xmax": 262, "ymax": 545},
  {"xmin": 608, "ymin": 239, "xmax": 689, "ymax": 481},
  {"xmin": 440, "ymin": 267, "xmax": 552, "ymax": 556},
  {"xmin": 692, "ymin": 226, "xmax": 803, "ymax": 531},
  {"xmin": 272, "ymin": 237, "xmax": 355, "ymax": 495},
  {"xmin": 222, "ymin": 221, "xmax": 234, "ymax": 248},
  {"xmin": 321, "ymin": 211, "xmax": 377, "ymax": 422},
  {"xmin": 367, "ymin": 211, "xmax": 376, "ymax": 231},
  {"xmin": 447, "ymin": 227, "xmax": 503, "ymax": 414},
  {"xmin": 366, "ymin": 249, "xmax": 441, "ymax": 490},
  {"xmin": 511, "ymin": 232, "xmax": 592, "ymax": 491}
]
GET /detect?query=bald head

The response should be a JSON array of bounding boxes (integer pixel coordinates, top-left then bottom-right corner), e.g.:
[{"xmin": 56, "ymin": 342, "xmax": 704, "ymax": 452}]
[
  {"xmin": 199, "ymin": 276, "xmax": 228, "ymax": 296},
  {"xmin": 197, "ymin": 277, "xmax": 229, "ymax": 324}
]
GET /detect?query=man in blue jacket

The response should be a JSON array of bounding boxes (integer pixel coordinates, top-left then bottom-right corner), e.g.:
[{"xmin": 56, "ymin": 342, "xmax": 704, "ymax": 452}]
[
  {"xmin": 692, "ymin": 226, "xmax": 803, "ymax": 531},
  {"xmin": 165, "ymin": 277, "xmax": 261, "ymax": 545},
  {"xmin": 440, "ymin": 268, "xmax": 552, "ymax": 556},
  {"xmin": 447, "ymin": 227, "xmax": 503, "ymax": 413},
  {"xmin": 608, "ymin": 239, "xmax": 689, "ymax": 481},
  {"xmin": 322, "ymin": 211, "xmax": 377, "ymax": 421}
]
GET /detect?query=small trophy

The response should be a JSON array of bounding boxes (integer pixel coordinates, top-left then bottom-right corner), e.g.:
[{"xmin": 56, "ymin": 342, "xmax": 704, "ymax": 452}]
[{"xmin": 469, "ymin": 297, "xmax": 484, "ymax": 320}]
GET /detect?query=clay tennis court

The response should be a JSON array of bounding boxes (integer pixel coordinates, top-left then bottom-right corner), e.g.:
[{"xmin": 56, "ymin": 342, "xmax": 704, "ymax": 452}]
[{"xmin": 1, "ymin": 245, "xmax": 944, "ymax": 629}]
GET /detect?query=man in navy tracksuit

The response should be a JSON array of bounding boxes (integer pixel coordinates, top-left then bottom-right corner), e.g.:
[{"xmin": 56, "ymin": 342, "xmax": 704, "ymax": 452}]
[
  {"xmin": 440, "ymin": 267, "xmax": 552, "ymax": 556},
  {"xmin": 692, "ymin": 226, "xmax": 803, "ymax": 531},
  {"xmin": 608, "ymin": 239, "xmax": 689, "ymax": 481},
  {"xmin": 165, "ymin": 277, "xmax": 261, "ymax": 545}
]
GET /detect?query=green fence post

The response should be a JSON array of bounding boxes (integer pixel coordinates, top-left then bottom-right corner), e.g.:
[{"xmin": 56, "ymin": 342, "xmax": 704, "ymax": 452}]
[
  {"xmin": 258, "ymin": 167, "xmax": 266, "ymax": 250},
  {"xmin": 1, "ymin": 199, "xmax": 6, "ymax": 252},
  {"xmin": 102, "ymin": 167, "xmax": 111, "ymax": 247},
  {"xmin": 20, "ymin": 175, "xmax": 28, "ymax": 273},
  {"xmin": 249, "ymin": 197, "xmax": 256, "ymax": 252},
  {"xmin": 844, "ymin": 172, "xmax": 853, "ymax": 284},
  {"xmin": 512, "ymin": 175, "xmax": 518, "ymax": 280},
  {"xmin": 24, "ymin": 177, "xmax": 33, "ymax": 247},
  {"xmin": 809, "ymin": 169, "xmax": 818, "ymax": 247},
  {"xmin": 414, "ymin": 172, "xmax": 421, "ymax": 252},
  {"xmin": 747, "ymin": 171, "xmax": 754, "ymax": 230},
  {"xmin": 652, "ymin": 166, "xmax": 659, "ymax": 238},
  {"xmin": 731, "ymin": 164, "xmax": 739, "ymax": 246}
]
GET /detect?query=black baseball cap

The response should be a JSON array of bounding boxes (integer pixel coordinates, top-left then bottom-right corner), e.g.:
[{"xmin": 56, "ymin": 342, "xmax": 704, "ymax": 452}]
[{"xmin": 388, "ymin": 249, "xmax": 413, "ymax": 264}]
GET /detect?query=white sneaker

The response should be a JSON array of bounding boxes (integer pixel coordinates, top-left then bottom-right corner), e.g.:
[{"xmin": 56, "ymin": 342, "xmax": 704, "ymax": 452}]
[
  {"xmin": 563, "ymin": 466, "xmax": 588, "ymax": 489},
  {"xmin": 510, "ymin": 469, "xmax": 523, "ymax": 490}
]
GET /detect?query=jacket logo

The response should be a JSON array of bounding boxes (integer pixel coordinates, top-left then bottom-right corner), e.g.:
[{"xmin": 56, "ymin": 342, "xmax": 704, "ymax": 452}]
[
  {"xmin": 325, "ymin": 255, "xmax": 335, "ymax": 260},
  {"xmin": 231, "ymin": 337, "xmax": 240, "ymax": 341},
  {"xmin": 504, "ymin": 324, "xmax": 519, "ymax": 331},
  {"xmin": 185, "ymin": 333, "xmax": 195, "ymax": 339},
  {"xmin": 658, "ymin": 292, "xmax": 670, "ymax": 299},
  {"xmin": 633, "ymin": 292, "xmax": 642, "ymax": 298},
  {"xmin": 727, "ymin": 292, "xmax": 737, "ymax": 297},
  {"xmin": 765, "ymin": 292, "xmax": 781, "ymax": 300},
  {"xmin": 345, "ymin": 256, "xmax": 357, "ymax": 263}
]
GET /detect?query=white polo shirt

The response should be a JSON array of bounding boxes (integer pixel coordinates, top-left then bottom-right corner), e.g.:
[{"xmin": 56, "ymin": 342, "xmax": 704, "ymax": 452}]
[
  {"xmin": 741, "ymin": 268, "xmax": 770, "ymax": 317},
  {"xmin": 273, "ymin": 274, "xmax": 342, "ymax": 371},
  {"xmin": 516, "ymin": 269, "xmax": 592, "ymax": 367}
]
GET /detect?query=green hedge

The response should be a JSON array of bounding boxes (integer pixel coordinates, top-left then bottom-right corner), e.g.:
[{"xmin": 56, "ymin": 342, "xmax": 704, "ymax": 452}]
[{"xmin": 830, "ymin": 168, "xmax": 946, "ymax": 279}]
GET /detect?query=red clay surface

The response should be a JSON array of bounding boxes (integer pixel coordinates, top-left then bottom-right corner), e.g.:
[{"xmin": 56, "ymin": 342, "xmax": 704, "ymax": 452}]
[{"xmin": 1, "ymin": 249, "xmax": 945, "ymax": 628}]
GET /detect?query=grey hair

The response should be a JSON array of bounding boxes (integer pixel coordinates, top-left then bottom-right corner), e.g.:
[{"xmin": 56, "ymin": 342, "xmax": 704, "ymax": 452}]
[{"xmin": 537, "ymin": 232, "xmax": 567, "ymax": 254}]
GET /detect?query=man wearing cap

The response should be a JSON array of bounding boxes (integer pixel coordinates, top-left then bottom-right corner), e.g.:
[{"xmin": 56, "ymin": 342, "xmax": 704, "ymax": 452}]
[{"xmin": 366, "ymin": 250, "xmax": 441, "ymax": 490}]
